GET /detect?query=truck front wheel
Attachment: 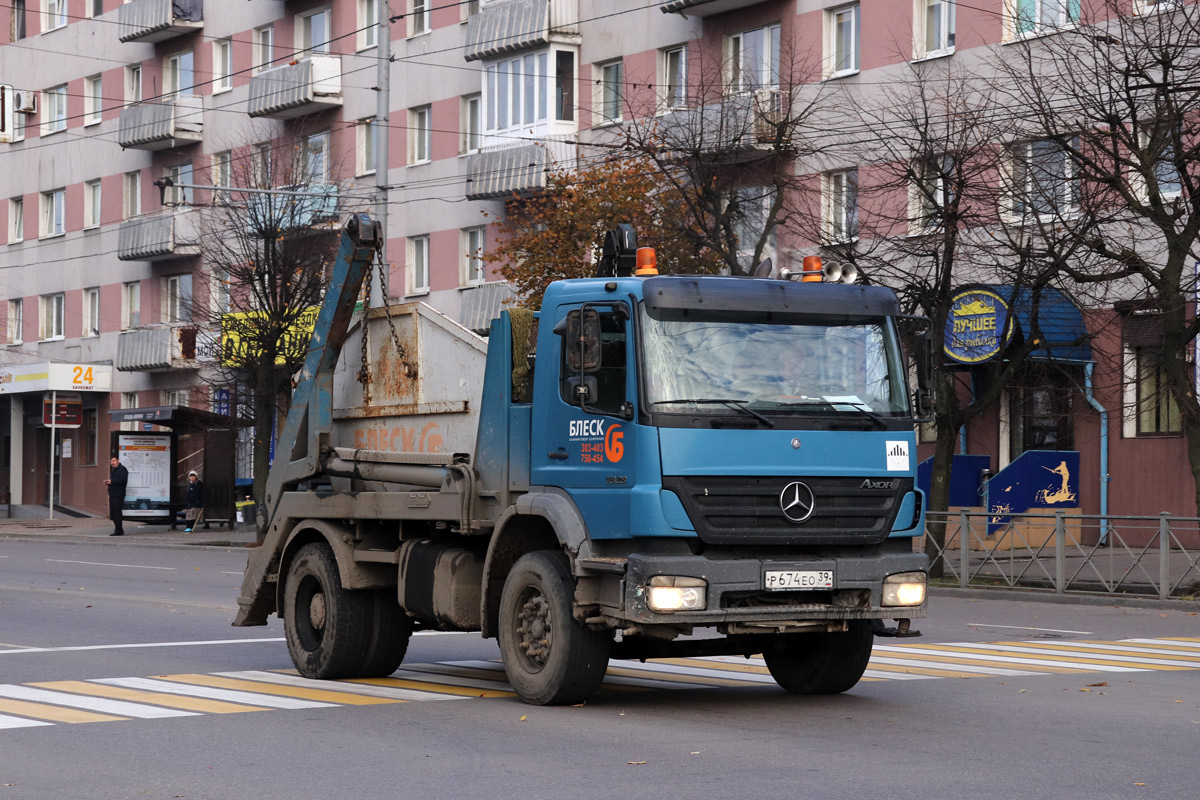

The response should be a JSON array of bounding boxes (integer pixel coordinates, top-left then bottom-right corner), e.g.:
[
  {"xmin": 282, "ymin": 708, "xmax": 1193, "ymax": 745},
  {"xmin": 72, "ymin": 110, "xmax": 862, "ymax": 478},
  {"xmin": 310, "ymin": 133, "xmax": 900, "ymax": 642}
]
[
  {"xmin": 284, "ymin": 542, "xmax": 373, "ymax": 679},
  {"xmin": 762, "ymin": 621, "xmax": 874, "ymax": 695},
  {"xmin": 498, "ymin": 551, "xmax": 611, "ymax": 706}
]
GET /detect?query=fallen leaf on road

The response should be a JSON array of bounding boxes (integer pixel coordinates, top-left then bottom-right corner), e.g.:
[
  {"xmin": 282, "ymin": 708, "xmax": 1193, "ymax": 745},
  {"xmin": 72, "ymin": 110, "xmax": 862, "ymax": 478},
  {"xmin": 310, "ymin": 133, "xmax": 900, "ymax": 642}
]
[
  {"xmin": 628, "ymin": 761, "xmax": 646, "ymax": 766},
  {"xmin": 1134, "ymin": 783, "xmax": 1146, "ymax": 787},
  {"xmin": 1018, "ymin": 689, "xmax": 1028, "ymax": 693},
  {"xmin": 1087, "ymin": 682, "xmax": 1108, "ymax": 687},
  {"xmin": 690, "ymin": 751, "xmax": 704, "ymax": 755},
  {"xmin": 1175, "ymin": 700, "xmax": 1183, "ymax": 703},
  {"xmin": 1079, "ymin": 688, "xmax": 1091, "ymax": 692},
  {"xmin": 573, "ymin": 702, "xmax": 586, "ymax": 708},
  {"xmin": 519, "ymin": 715, "xmax": 527, "ymax": 721}
]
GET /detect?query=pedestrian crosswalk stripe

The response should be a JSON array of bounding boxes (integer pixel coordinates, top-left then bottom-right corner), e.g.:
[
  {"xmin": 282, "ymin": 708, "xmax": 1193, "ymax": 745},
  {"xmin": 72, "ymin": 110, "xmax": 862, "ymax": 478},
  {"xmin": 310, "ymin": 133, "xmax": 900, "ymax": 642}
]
[
  {"xmin": 1124, "ymin": 638, "xmax": 1200, "ymax": 651},
  {"xmin": 871, "ymin": 645, "xmax": 1088, "ymax": 673},
  {"xmin": 876, "ymin": 644, "xmax": 1145, "ymax": 672},
  {"xmin": 930, "ymin": 643, "xmax": 1194, "ymax": 670},
  {"xmin": 29, "ymin": 681, "xmax": 271, "ymax": 715},
  {"xmin": 1000, "ymin": 641, "xmax": 1200, "ymax": 664},
  {"xmin": 0, "ymin": 685, "xmax": 197, "ymax": 719},
  {"xmin": 215, "ymin": 671, "xmax": 464, "ymax": 702},
  {"xmin": 0, "ymin": 696, "xmax": 124, "ymax": 724},
  {"xmin": 866, "ymin": 657, "xmax": 1039, "ymax": 677},
  {"xmin": 150, "ymin": 674, "xmax": 402, "ymax": 706},
  {"xmin": 0, "ymin": 712, "xmax": 54, "ymax": 729},
  {"xmin": 95, "ymin": 677, "xmax": 336, "ymax": 709},
  {"xmin": 344, "ymin": 675, "xmax": 516, "ymax": 698}
]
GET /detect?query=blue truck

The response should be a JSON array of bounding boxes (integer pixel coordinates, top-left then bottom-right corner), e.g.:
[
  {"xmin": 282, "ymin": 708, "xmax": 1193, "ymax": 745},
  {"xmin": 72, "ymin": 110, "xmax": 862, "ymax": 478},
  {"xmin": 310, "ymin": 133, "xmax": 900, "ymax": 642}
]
[{"xmin": 235, "ymin": 215, "xmax": 933, "ymax": 705}]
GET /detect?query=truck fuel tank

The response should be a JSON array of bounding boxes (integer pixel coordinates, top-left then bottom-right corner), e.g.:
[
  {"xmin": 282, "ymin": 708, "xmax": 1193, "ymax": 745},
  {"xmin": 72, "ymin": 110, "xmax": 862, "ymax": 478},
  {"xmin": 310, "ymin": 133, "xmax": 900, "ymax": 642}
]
[{"xmin": 397, "ymin": 539, "xmax": 485, "ymax": 631}]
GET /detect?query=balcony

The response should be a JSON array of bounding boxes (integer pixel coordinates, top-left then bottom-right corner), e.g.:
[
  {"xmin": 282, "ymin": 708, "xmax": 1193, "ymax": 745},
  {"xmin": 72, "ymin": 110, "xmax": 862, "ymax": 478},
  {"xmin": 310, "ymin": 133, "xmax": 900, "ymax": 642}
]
[
  {"xmin": 117, "ymin": 211, "xmax": 199, "ymax": 262},
  {"xmin": 659, "ymin": 0, "xmax": 768, "ymax": 16},
  {"xmin": 465, "ymin": 138, "xmax": 575, "ymax": 200},
  {"xmin": 464, "ymin": 0, "xmax": 579, "ymax": 62},
  {"xmin": 115, "ymin": 324, "xmax": 200, "ymax": 372},
  {"xmin": 657, "ymin": 89, "xmax": 790, "ymax": 156},
  {"xmin": 117, "ymin": 95, "xmax": 203, "ymax": 150},
  {"xmin": 248, "ymin": 56, "xmax": 342, "ymax": 119},
  {"xmin": 118, "ymin": 0, "xmax": 203, "ymax": 43},
  {"xmin": 246, "ymin": 184, "xmax": 339, "ymax": 233}
]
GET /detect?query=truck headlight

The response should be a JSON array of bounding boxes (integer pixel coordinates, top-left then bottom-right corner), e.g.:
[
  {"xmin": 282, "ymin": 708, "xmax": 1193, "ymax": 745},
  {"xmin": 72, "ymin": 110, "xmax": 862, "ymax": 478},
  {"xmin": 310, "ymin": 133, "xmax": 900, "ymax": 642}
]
[
  {"xmin": 882, "ymin": 572, "xmax": 926, "ymax": 607},
  {"xmin": 646, "ymin": 576, "xmax": 707, "ymax": 612}
]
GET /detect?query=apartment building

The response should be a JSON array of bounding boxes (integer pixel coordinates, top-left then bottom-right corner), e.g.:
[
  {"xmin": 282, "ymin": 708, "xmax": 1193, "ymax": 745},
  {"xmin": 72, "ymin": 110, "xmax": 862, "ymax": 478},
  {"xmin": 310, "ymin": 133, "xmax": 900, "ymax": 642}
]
[{"xmin": 0, "ymin": 0, "xmax": 1195, "ymax": 527}]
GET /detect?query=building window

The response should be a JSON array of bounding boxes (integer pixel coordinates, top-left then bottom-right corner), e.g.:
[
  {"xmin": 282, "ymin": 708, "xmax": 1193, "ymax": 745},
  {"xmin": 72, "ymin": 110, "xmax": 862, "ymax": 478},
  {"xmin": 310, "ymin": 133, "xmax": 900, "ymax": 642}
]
[
  {"xmin": 44, "ymin": 0, "xmax": 67, "ymax": 31},
  {"xmin": 825, "ymin": 169, "xmax": 858, "ymax": 243},
  {"xmin": 598, "ymin": 60, "xmax": 623, "ymax": 123},
  {"xmin": 8, "ymin": 197, "xmax": 23, "ymax": 243},
  {"xmin": 1010, "ymin": 0, "xmax": 1079, "ymax": 38},
  {"xmin": 731, "ymin": 186, "xmax": 777, "ymax": 270},
  {"xmin": 304, "ymin": 131, "xmax": 330, "ymax": 183},
  {"xmin": 39, "ymin": 293, "xmax": 64, "ymax": 340},
  {"xmin": 461, "ymin": 94, "xmax": 481, "ymax": 154},
  {"xmin": 485, "ymin": 50, "xmax": 556, "ymax": 133},
  {"xmin": 1134, "ymin": 348, "xmax": 1181, "ymax": 435},
  {"xmin": 42, "ymin": 84, "xmax": 67, "ymax": 135},
  {"xmin": 164, "ymin": 274, "xmax": 193, "ymax": 323},
  {"xmin": 254, "ymin": 25, "xmax": 275, "ymax": 72},
  {"xmin": 918, "ymin": 0, "xmax": 955, "ymax": 58},
  {"xmin": 165, "ymin": 51, "xmax": 194, "ymax": 98},
  {"xmin": 121, "ymin": 281, "xmax": 140, "ymax": 329},
  {"xmin": 11, "ymin": 0, "xmax": 26, "ymax": 41},
  {"xmin": 1010, "ymin": 370, "xmax": 1074, "ymax": 457},
  {"xmin": 462, "ymin": 227, "xmax": 485, "ymax": 285},
  {"xmin": 556, "ymin": 51, "xmax": 575, "ymax": 123},
  {"xmin": 1139, "ymin": 126, "xmax": 1182, "ymax": 200},
  {"xmin": 84, "ymin": 74, "xmax": 102, "ymax": 125},
  {"xmin": 409, "ymin": 105, "xmax": 431, "ymax": 164},
  {"xmin": 299, "ymin": 8, "xmax": 332, "ymax": 55},
  {"xmin": 408, "ymin": 234, "xmax": 430, "ymax": 294},
  {"xmin": 83, "ymin": 287, "xmax": 99, "ymax": 337},
  {"xmin": 163, "ymin": 389, "xmax": 189, "ymax": 408},
  {"xmin": 11, "ymin": 106, "xmax": 25, "ymax": 142},
  {"xmin": 911, "ymin": 155, "xmax": 954, "ymax": 232},
  {"xmin": 6, "ymin": 299, "xmax": 22, "ymax": 344},
  {"xmin": 357, "ymin": 118, "xmax": 376, "ymax": 175},
  {"xmin": 252, "ymin": 142, "xmax": 272, "ymax": 187},
  {"xmin": 213, "ymin": 268, "xmax": 230, "ymax": 315},
  {"xmin": 39, "ymin": 188, "xmax": 65, "ymax": 238},
  {"xmin": 731, "ymin": 24, "xmax": 780, "ymax": 92},
  {"xmin": 213, "ymin": 39, "xmax": 232, "ymax": 92},
  {"xmin": 125, "ymin": 64, "xmax": 142, "ymax": 104},
  {"xmin": 84, "ymin": 179, "xmax": 101, "ymax": 229},
  {"xmin": 164, "ymin": 163, "xmax": 194, "ymax": 206},
  {"xmin": 86, "ymin": 0, "xmax": 103, "ymax": 18},
  {"xmin": 827, "ymin": 4, "xmax": 860, "ymax": 77},
  {"xmin": 661, "ymin": 45, "xmax": 687, "ymax": 110},
  {"xmin": 462, "ymin": 0, "xmax": 480, "ymax": 22},
  {"xmin": 80, "ymin": 407, "xmax": 98, "ymax": 465},
  {"xmin": 358, "ymin": 0, "xmax": 378, "ymax": 49},
  {"xmin": 1009, "ymin": 138, "xmax": 1078, "ymax": 219},
  {"xmin": 409, "ymin": 0, "xmax": 430, "ymax": 37},
  {"xmin": 123, "ymin": 171, "xmax": 141, "ymax": 219},
  {"xmin": 121, "ymin": 391, "xmax": 139, "ymax": 431},
  {"xmin": 212, "ymin": 151, "xmax": 231, "ymax": 205}
]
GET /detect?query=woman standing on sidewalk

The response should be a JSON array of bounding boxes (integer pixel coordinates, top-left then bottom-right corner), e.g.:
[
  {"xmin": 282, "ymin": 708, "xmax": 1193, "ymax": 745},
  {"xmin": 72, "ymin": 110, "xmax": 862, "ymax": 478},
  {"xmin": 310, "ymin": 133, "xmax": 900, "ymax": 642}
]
[{"xmin": 184, "ymin": 471, "xmax": 205, "ymax": 533}]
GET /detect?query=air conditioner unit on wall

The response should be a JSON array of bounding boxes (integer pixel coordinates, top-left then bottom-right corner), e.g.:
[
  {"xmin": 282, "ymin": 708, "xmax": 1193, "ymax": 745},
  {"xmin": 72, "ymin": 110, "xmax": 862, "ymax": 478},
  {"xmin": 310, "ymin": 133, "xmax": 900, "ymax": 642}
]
[{"xmin": 13, "ymin": 91, "xmax": 36, "ymax": 114}]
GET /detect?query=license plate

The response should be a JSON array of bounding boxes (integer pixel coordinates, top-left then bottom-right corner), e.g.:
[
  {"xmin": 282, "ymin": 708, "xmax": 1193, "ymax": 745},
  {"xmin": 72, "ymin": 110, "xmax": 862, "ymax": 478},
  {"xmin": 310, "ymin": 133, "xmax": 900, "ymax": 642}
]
[{"xmin": 764, "ymin": 570, "xmax": 834, "ymax": 590}]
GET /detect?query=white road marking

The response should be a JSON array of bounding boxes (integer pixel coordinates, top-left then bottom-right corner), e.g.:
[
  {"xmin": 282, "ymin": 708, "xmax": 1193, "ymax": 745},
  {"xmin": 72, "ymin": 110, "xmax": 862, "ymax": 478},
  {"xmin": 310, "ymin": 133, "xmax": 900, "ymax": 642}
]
[
  {"xmin": 0, "ymin": 685, "xmax": 196, "ymax": 718},
  {"xmin": 0, "ymin": 713, "xmax": 53, "ymax": 729},
  {"xmin": 438, "ymin": 660, "xmax": 716, "ymax": 691},
  {"xmin": 96, "ymin": 678, "xmax": 334, "ymax": 710},
  {"xmin": 868, "ymin": 656, "xmax": 1043, "ymax": 676},
  {"xmin": 1126, "ymin": 638, "xmax": 1200, "ymax": 650},
  {"xmin": 216, "ymin": 671, "xmax": 464, "ymax": 702},
  {"xmin": 874, "ymin": 645, "xmax": 1141, "ymax": 672},
  {"xmin": 968, "ymin": 624, "xmax": 1093, "ymax": 635},
  {"xmin": 45, "ymin": 559, "xmax": 177, "ymax": 571},
  {"xmin": 0, "ymin": 638, "xmax": 284, "ymax": 655},
  {"xmin": 862, "ymin": 669, "xmax": 937, "ymax": 680}
]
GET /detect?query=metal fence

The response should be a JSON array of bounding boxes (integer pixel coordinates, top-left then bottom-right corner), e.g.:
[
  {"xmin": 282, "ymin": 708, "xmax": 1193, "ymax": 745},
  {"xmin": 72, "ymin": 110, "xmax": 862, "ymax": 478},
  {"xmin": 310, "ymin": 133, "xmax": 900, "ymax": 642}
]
[{"xmin": 923, "ymin": 511, "xmax": 1200, "ymax": 600}]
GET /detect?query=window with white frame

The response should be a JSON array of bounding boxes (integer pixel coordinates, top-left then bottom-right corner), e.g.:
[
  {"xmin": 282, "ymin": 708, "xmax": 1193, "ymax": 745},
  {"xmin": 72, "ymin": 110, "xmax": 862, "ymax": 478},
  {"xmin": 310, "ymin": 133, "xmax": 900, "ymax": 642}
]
[
  {"xmin": 917, "ymin": 0, "xmax": 955, "ymax": 58},
  {"xmin": 82, "ymin": 287, "xmax": 99, "ymax": 337},
  {"xmin": 212, "ymin": 151, "xmax": 231, "ymax": 205},
  {"xmin": 164, "ymin": 162, "xmax": 194, "ymax": 205},
  {"xmin": 304, "ymin": 131, "xmax": 330, "ymax": 183},
  {"xmin": 357, "ymin": 118, "xmax": 376, "ymax": 175},
  {"xmin": 42, "ymin": 84, "xmax": 66, "ymax": 135},
  {"xmin": 252, "ymin": 142, "xmax": 272, "ymax": 187},
  {"xmin": 123, "ymin": 171, "xmax": 141, "ymax": 219},
  {"xmin": 409, "ymin": 105, "xmax": 431, "ymax": 164},
  {"xmin": 730, "ymin": 24, "xmax": 780, "ymax": 92},
  {"xmin": 661, "ymin": 45, "xmax": 687, "ymax": 110},
  {"xmin": 11, "ymin": 107, "xmax": 25, "ymax": 142},
  {"xmin": 1136, "ymin": 0, "xmax": 1182, "ymax": 13},
  {"xmin": 1138, "ymin": 126, "xmax": 1182, "ymax": 200},
  {"xmin": 461, "ymin": 95, "xmax": 481, "ymax": 154},
  {"xmin": 598, "ymin": 60, "xmax": 623, "ymax": 123},
  {"xmin": 484, "ymin": 50, "xmax": 555, "ymax": 134},
  {"xmin": 8, "ymin": 197, "xmax": 23, "ymax": 243},
  {"xmin": 299, "ymin": 8, "xmax": 331, "ymax": 55},
  {"xmin": 213, "ymin": 39, "xmax": 232, "ymax": 92},
  {"xmin": 911, "ymin": 155, "xmax": 954, "ymax": 232},
  {"xmin": 827, "ymin": 5, "xmax": 859, "ymax": 77},
  {"xmin": 730, "ymin": 186, "xmax": 777, "ymax": 269},
  {"xmin": 86, "ymin": 0, "xmax": 102, "ymax": 18},
  {"xmin": 408, "ymin": 234, "xmax": 430, "ymax": 294},
  {"xmin": 164, "ymin": 274, "xmax": 193, "ymax": 323},
  {"xmin": 825, "ymin": 169, "xmax": 858, "ymax": 242},
  {"xmin": 125, "ymin": 64, "xmax": 142, "ymax": 103},
  {"xmin": 213, "ymin": 268, "xmax": 230, "ymax": 314},
  {"xmin": 39, "ymin": 188, "xmax": 64, "ymax": 238},
  {"xmin": 121, "ymin": 391, "xmax": 139, "ymax": 431},
  {"xmin": 1008, "ymin": 138, "xmax": 1078, "ymax": 218},
  {"xmin": 462, "ymin": 0, "xmax": 479, "ymax": 22},
  {"xmin": 84, "ymin": 179, "xmax": 101, "ymax": 229},
  {"xmin": 461, "ymin": 227, "xmax": 485, "ymax": 285},
  {"xmin": 1009, "ymin": 0, "xmax": 1079, "ymax": 39},
  {"xmin": 164, "ymin": 51, "xmax": 194, "ymax": 97},
  {"xmin": 121, "ymin": 281, "xmax": 140, "ymax": 329},
  {"xmin": 11, "ymin": 0, "xmax": 26, "ymax": 41},
  {"xmin": 254, "ymin": 25, "xmax": 275, "ymax": 72},
  {"xmin": 163, "ymin": 389, "xmax": 189, "ymax": 408},
  {"xmin": 6, "ymin": 298, "xmax": 22, "ymax": 344},
  {"xmin": 358, "ymin": 0, "xmax": 378, "ymax": 49},
  {"xmin": 409, "ymin": 0, "xmax": 430, "ymax": 37},
  {"xmin": 84, "ymin": 74, "xmax": 102, "ymax": 125},
  {"xmin": 44, "ymin": 0, "xmax": 67, "ymax": 31},
  {"xmin": 39, "ymin": 293, "xmax": 64, "ymax": 340}
]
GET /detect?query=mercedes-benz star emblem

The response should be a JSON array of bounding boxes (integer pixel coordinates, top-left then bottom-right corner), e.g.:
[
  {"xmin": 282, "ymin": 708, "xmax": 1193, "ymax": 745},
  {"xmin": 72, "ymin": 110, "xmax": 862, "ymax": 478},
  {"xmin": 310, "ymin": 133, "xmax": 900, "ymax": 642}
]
[{"xmin": 779, "ymin": 481, "xmax": 815, "ymax": 524}]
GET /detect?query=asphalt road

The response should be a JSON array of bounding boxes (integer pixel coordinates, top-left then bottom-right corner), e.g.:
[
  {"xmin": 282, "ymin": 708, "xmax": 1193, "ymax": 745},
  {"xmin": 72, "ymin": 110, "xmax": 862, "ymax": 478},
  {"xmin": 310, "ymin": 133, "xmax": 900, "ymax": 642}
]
[{"xmin": 0, "ymin": 538, "xmax": 1197, "ymax": 800}]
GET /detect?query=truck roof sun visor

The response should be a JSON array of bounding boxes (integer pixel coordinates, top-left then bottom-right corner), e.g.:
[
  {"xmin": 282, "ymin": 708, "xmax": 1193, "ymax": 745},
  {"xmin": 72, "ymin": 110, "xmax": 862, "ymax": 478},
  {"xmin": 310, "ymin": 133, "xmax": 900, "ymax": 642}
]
[{"xmin": 641, "ymin": 276, "xmax": 900, "ymax": 324}]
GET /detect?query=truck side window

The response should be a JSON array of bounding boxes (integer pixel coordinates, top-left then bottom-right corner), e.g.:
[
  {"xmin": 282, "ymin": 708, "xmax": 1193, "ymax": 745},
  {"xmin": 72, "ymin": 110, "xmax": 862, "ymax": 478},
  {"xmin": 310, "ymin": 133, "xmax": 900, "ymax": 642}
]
[{"xmin": 560, "ymin": 310, "xmax": 626, "ymax": 416}]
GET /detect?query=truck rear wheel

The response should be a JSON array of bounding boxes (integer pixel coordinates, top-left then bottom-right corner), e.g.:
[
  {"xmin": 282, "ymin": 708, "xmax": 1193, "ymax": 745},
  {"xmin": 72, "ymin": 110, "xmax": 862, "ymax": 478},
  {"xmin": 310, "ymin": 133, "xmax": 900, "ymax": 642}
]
[
  {"xmin": 284, "ymin": 542, "xmax": 373, "ymax": 679},
  {"xmin": 357, "ymin": 589, "xmax": 413, "ymax": 678},
  {"xmin": 762, "ymin": 621, "xmax": 874, "ymax": 695},
  {"xmin": 498, "ymin": 551, "xmax": 611, "ymax": 706}
]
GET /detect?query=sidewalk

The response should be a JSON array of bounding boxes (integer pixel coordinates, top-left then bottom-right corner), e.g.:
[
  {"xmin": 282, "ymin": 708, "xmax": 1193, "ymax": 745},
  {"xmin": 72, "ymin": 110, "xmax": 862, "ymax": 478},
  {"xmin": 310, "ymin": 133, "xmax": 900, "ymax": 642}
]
[{"xmin": 0, "ymin": 514, "xmax": 258, "ymax": 548}]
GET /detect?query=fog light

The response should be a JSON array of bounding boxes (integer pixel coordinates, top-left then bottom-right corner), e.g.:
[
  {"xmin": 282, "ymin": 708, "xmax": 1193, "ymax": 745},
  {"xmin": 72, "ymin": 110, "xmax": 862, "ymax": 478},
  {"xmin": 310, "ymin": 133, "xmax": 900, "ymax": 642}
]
[
  {"xmin": 646, "ymin": 576, "xmax": 707, "ymax": 612},
  {"xmin": 883, "ymin": 572, "xmax": 926, "ymax": 607}
]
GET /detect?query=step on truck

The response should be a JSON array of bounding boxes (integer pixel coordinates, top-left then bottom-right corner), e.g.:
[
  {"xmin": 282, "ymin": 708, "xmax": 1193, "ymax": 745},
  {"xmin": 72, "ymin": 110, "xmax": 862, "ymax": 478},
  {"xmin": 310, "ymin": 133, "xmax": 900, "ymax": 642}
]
[{"xmin": 235, "ymin": 214, "xmax": 934, "ymax": 705}]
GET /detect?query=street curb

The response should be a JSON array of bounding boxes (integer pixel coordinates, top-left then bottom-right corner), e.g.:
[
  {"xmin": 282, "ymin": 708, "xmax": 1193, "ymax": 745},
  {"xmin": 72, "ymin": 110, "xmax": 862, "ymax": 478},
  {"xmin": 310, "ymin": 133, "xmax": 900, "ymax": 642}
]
[
  {"xmin": 931, "ymin": 586, "xmax": 1200, "ymax": 611},
  {"xmin": 0, "ymin": 532, "xmax": 256, "ymax": 552}
]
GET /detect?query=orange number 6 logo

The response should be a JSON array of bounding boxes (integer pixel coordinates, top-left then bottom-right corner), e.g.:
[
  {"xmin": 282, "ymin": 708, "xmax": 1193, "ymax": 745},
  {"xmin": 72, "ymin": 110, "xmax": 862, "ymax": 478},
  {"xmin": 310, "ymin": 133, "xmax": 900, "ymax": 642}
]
[{"xmin": 604, "ymin": 425, "xmax": 624, "ymax": 463}]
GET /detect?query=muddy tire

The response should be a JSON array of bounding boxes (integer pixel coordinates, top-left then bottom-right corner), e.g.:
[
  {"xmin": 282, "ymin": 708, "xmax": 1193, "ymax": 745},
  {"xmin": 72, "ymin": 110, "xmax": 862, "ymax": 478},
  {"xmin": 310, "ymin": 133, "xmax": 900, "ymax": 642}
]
[
  {"xmin": 283, "ymin": 542, "xmax": 373, "ymax": 679},
  {"xmin": 498, "ymin": 551, "xmax": 611, "ymax": 706},
  {"xmin": 762, "ymin": 621, "xmax": 874, "ymax": 695},
  {"xmin": 358, "ymin": 589, "xmax": 413, "ymax": 677}
]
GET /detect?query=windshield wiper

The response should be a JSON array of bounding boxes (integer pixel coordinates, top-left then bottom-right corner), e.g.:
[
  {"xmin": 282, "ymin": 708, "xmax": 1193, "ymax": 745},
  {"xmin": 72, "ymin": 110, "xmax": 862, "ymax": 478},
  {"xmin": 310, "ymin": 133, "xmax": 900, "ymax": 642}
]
[
  {"xmin": 837, "ymin": 402, "xmax": 888, "ymax": 429},
  {"xmin": 652, "ymin": 398, "xmax": 775, "ymax": 429}
]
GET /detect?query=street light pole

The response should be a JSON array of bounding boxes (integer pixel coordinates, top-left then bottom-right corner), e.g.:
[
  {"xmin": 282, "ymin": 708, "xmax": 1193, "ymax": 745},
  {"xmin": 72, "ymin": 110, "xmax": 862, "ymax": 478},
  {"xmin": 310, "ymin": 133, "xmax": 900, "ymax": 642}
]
[{"xmin": 372, "ymin": 0, "xmax": 391, "ymax": 307}]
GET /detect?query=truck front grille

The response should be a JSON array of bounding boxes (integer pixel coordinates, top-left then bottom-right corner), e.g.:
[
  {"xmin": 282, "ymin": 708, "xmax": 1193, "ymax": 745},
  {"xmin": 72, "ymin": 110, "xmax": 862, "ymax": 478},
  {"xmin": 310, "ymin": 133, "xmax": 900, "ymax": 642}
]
[{"xmin": 661, "ymin": 475, "xmax": 911, "ymax": 546}]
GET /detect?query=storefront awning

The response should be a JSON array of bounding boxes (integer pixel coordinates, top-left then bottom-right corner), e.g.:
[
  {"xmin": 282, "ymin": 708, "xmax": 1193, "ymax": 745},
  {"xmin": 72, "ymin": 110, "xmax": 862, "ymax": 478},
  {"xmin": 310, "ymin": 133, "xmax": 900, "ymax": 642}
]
[
  {"xmin": 993, "ymin": 285, "xmax": 1092, "ymax": 364},
  {"xmin": 107, "ymin": 405, "xmax": 241, "ymax": 432}
]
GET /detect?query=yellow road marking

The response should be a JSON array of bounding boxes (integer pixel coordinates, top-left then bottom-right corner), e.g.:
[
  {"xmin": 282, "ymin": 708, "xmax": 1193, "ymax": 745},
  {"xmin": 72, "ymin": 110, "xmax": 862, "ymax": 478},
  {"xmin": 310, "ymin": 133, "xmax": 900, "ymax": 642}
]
[
  {"xmin": 1012, "ymin": 643, "xmax": 1200, "ymax": 663},
  {"xmin": 29, "ymin": 681, "xmax": 270, "ymax": 714},
  {"xmin": 602, "ymin": 665, "xmax": 752, "ymax": 687},
  {"xmin": 663, "ymin": 658, "xmax": 773, "ymax": 675},
  {"xmin": 875, "ymin": 648, "xmax": 1085, "ymax": 673},
  {"xmin": 0, "ymin": 697, "xmax": 123, "ymax": 724},
  {"xmin": 152, "ymin": 674, "xmax": 401, "ymax": 705},
  {"xmin": 346, "ymin": 677, "xmax": 516, "ymax": 698},
  {"xmin": 911, "ymin": 644, "xmax": 1191, "ymax": 671},
  {"xmin": 861, "ymin": 662, "xmax": 984, "ymax": 679}
]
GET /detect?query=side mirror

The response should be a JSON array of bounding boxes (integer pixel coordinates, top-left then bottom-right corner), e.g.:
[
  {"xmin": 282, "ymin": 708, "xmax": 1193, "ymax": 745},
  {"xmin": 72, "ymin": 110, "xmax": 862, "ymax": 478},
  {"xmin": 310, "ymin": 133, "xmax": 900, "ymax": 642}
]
[{"xmin": 913, "ymin": 329, "xmax": 935, "ymax": 423}]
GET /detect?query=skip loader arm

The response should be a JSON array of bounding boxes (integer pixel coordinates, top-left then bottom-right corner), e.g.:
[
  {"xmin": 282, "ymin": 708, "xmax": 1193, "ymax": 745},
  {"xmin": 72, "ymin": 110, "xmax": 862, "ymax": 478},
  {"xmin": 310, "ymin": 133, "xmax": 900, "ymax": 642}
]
[{"xmin": 233, "ymin": 214, "xmax": 382, "ymax": 626}]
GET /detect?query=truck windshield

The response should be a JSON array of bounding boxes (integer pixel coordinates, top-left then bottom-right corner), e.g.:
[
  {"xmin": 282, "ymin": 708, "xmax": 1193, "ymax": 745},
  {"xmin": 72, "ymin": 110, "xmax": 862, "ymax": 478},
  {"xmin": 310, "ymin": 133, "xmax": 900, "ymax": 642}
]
[{"xmin": 639, "ymin": 309, "xmax": 909, "ymax": 417}]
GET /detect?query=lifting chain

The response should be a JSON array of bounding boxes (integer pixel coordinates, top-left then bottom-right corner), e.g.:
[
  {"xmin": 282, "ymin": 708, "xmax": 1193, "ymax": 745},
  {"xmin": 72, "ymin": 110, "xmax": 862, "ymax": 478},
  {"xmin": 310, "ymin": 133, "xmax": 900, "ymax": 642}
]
[
  {"xmin": 375, "ymin": 250, "xmax": 417, "ymax": 380},
  {"xmin": 357, "ymin": 255, "xmax": 374, "ymax": 406}
]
